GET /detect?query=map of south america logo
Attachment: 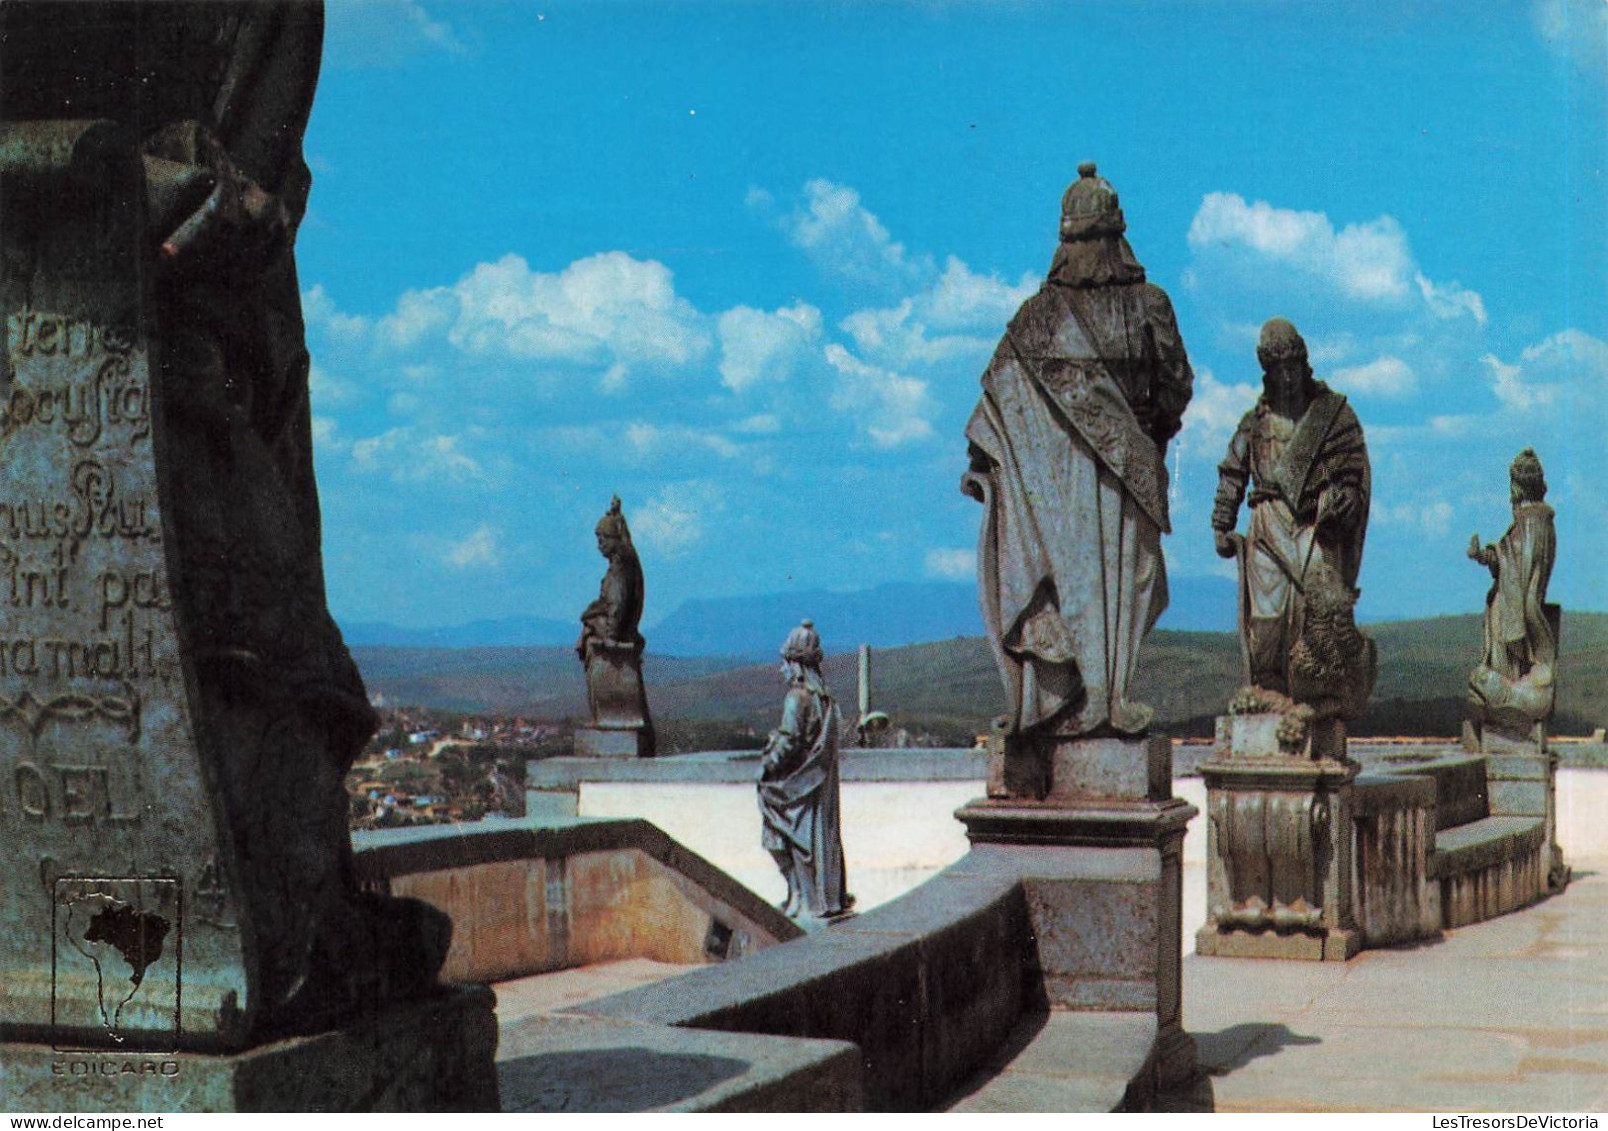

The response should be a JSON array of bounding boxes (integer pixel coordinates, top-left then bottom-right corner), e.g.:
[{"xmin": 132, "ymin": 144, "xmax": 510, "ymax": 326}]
[{"xmin": 52, "ymin": 877, "xmax": 180, "ymax": 1052}]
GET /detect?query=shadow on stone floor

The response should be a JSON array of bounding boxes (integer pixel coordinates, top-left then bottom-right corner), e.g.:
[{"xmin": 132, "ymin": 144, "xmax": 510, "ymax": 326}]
[
  {"xmin": 1196, "ymin": 1022, "xmax": 1322, "ymax": 1076},
  {"xmin": 498, "ymin": 1046, "xmax": 749, "ymax": 1112}
]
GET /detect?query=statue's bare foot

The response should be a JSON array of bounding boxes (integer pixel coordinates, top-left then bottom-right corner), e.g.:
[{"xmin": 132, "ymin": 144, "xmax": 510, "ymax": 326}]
[{"xmin": 1109, "ymin": 699, "xmax": 1154, "ymax": 735}]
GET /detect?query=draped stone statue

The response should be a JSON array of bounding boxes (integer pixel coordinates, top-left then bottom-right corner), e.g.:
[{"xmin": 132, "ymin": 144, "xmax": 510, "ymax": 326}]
[
  {"xmin": 1212, "ymin": 318, "xmax": 1375, "ymax": 734},
  {"xmin": 963, "ymin": 163, "xmax": 1194, "ymax": 743},
  {"xmin": 758, "ymin": 620, "xmax": 852, "ymax": 920},
  {"xmin": 1467, "ymin": 448, "xmax": 1558, "ymax": 736},
  {"xmin": 575, "ymin": 496, "xmax": 655, "ymax": 756}
]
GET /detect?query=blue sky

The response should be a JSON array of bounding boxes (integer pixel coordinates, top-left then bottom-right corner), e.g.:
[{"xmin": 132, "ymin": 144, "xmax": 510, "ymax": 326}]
[{"xmin": 300, "ymin": 0, "xmax": 1607, "ymax": 631}]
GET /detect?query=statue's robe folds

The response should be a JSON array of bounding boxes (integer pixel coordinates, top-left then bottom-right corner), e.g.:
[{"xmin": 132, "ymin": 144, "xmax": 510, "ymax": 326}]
[
  {"xmin": 758, "ymin": 685, "xmax": 849, "ymax": 917},
  {"xmin": 965, "ymin": 281, "xmax": 1191, "ymax": 735},
  {"xmin": 580, "ymin": 554, "xmax": 646, "ymax": 652},
  {"xmin": 1472, "ymin": 501, "xmax": 1557, "ymax": 725},
  {"xmin": 1215, "ymin": 386, "xmax": 1370, "ymax": 693}
]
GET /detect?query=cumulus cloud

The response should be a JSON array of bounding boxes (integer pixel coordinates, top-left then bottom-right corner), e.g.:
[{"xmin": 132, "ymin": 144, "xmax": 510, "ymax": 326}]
[
  {"xmin": 717, "ymin": 302, "xmax": 823, "ymax": 391},
  {"xmin": 823, "ymin": 344, "xmax": 937, "ymax": 448},
  {"xmin": 839, "ymin": 257, "xmax": 1034, "ymax": 371},
  {"xmin": 350, "ymin": 428, "xmax": 483, "ymax": 483},
  {"xmin": 1188, "ymin": 193, "xmax": 1414, "ymax": 301},
  {"xmin": 1331, "ymin": 356, "xmax": 1418, "ymax": 398},
  {"xmin": 303, "ymin": 284, "xmax": 371, "ymax": 342},
  {"xmin": 1482, "ymin": 328, "xmax": 1608, "ymax": 413},
  {"xmin": 925, "ymin": 548, "xmax": 976, "ymax": 581},
  {"xmin": 924, "ymin": 257, "xmax": 1038, "ymax": 331},
  {"xmin": 631, "ymin": 482, "xmax": 725, "ymax": 559},
  {"xmin": 1188, "ymin": 194, "xmax": 1486, "ymax": 327},
  {"xmin": 445, "ymin": 524, "xmax": 501, "ymax": 570},
  {"xmin": 309, "ymin": 361, "xmax": 358, "ymax": 409},
  {"xmin": 770, "ymin": 179, "xmax": 932, "ymax": 289}
]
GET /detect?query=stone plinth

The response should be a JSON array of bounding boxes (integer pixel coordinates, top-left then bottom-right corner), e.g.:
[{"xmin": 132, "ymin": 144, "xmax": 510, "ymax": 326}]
[
  {"xmin": 0, "ymin": 986, "xmax": 499, "ymax": 1113},
  {"xmin": 1195, "ymin": 714, "xmax": 1361, "ymax": 962},
  {"xmin": 580, "ymin": 641, "xmax": 655, "ymax": 757},
  {"xmin": 1463, "ymin": 720, "xmax": 1567, "ymax": 890},
  {"xmin": 957, "ymin": 731, "xmax": 1199, "ymax": 1098}
]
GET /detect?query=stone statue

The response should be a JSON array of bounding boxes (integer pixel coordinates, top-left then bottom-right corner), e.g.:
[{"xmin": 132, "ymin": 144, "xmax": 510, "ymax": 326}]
[
  {"xmin": 758, "ymin": 620, "xmax": 853, "ymax": 920},
  {"xmin": 0, "ymin": 1, "xmax": 449, "ymax": 1052},
  {"xmin": 1467, "ymin": 448, "xmax": 1558, "ymax": 734},
  {"xmin": 962, "ymin": 162, "xmax": 1194, "ymax": 741},
  {"xmin": 1212, "ymin": 318, "xmax": 1375, "ymax": 730},
  {"xmin": 574, "ymin": 496, "xmax": 655, "ymax": 756}
]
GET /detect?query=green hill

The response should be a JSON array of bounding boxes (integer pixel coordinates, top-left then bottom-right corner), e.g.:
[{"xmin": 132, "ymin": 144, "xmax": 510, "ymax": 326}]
[{"xmin": 351, "ymin": 613, "xmax": 1608, "ymax": 741}]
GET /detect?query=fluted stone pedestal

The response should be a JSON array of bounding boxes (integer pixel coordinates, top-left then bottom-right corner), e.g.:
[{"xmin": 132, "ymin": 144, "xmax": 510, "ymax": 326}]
[{"xmin": 1195, "ymin": 713, "xmax": 1362, "ymax": 962}]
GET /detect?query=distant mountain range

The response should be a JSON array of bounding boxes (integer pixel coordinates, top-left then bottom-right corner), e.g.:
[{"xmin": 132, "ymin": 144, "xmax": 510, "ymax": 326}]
[
  {"xmin": 349, "ymin": 612, "xmax": 1608, "ymax": 741},
  {"xmin": 341, "ymin": 575, "xmax": 1241, "ymax": 657}
]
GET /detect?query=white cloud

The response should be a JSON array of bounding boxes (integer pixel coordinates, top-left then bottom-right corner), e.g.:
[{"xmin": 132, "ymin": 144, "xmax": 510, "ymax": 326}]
[
  {"xmin": 1533, "ymin": 0, "xmax": 1608, "ymax": 77},
  {"xmin": 1483, "ymin": 328, "xmax": 1608, "ymax": 413},
  {"xmin": 1176, "ymin": 369, "xmax": 1258, "ymax": 455},
  {"xmin": 923, "ymin": 257, "xmax": 1038, "ymax": 331},
  {"xmin": 1380, "ymin": 499, "xmax": 1455, "ymax": 535},
  {"xmin": 445, "ymin": 524, "xmax": 501, "ymax": 570},
  {"xmin": 823, "ymin": 344, "xmax": 936, "ymax": 448},
  {"xmin": 839, "ymin": 257, "xmax": 1031, "ymax": 371},
  {"xmin": 302, "ymin": 284, "xmax": 371, "ymax": 341},
  {"xmin": 1189, "ymin": 193, "xmax": 1414, "ymax": 301},
  {"xmin": 774, "ymin": 179, "xmax": 932, "ymax": 289},
  {"xmin": 1331, "ymin": 356, "xmax": 1418, "ymax": 398},
  {"xmin": 624, "ymin": 422, "xmax": 740, "ymax": 460},
  {"xmin": 631, "ymin": 482, "xmax": 725, "ymax": 559},
  {"xmin": 1416, "ymin": 274, "xmax": 1488, "ymax": 326},
  {"xmin": 445, "ymin": 253, "xmax": 711, "ymax": 377},
  {"xmin": 717, "ymin": 302, "xmax": 823, "ymax": 391},
  {"xmin": 732, "ymin": 413, "xmax": 781, "ymax": 435},
  {"xmin": 350, "ymin": 428, "xmax": 483, "ymax": 483},
  {"xmin": 925, "ymin": 547, "xmax": 976, "ymax": 581},
  {"xmin": 309, "ymin": 361, "xmax": 357, "ymax": 409}
]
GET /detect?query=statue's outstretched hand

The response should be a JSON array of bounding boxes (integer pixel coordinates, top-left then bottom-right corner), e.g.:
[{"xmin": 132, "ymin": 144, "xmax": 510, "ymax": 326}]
[
  {"xmin": 1467, "ymin": 533, "xmax": 1482, "ymax": 561},
  {"xmin": 1214, "ymin": 530, "xmax": 1241, "ymax": 560}
]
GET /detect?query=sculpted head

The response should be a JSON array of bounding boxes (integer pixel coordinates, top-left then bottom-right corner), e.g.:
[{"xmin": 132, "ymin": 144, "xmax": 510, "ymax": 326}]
[
  {"xmin": 1059, "ymin": 161, "xmax": 1126, "ymax": 243},
  {"xmin": 779, "ymin": 618, "xmax": 825, "ymax": 684},
  {"xmin": 594, "ymin": 494, "xmax": 633, "ymax": 560},
  {"xmin": 1510, "ymin": 447, "xmax": 1547, "ymax": 505},
  {"xmin": 1257, "ymin": 318, "xmax": 1316, "ymax": 414}
]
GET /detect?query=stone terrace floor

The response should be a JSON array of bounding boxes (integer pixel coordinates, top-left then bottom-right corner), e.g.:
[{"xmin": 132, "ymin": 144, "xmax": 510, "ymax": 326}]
[
  {"xmin": 492, "ymin": 869, "xmax": 1608, "ymax": 1111},
  {"xmin": 494, "ymin": 768, "xmax": 1608, "ymax": 1111}
]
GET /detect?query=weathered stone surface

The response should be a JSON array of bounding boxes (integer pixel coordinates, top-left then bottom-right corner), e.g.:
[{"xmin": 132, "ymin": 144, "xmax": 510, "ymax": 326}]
[
  {"xmin": 576, "ymin": 497, "xmax": 654, "ymax": 755},
  {"xmin": 0, "ymin": 0, "xmax": 447, "ymax": 1054},
  {"xmin": 0, "ymin": 986, "xmax": 499, "ymax": 1113},
  {"xmin": 963, "ymin": 163, "xmax": 1193, "ymax": 761},
  {"xmin": 1466, "ymin": 448, "xmax": 1558, "ymax": 735},
  {"xmin": 1212, "ymin": 319, "xmax": 1374, "ymax": 723}
]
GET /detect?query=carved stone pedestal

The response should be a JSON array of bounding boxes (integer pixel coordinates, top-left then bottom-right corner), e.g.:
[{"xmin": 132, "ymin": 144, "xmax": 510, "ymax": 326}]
[
  {"xmin": 578, "ymin": 640, "xmax": 655, "ymax": 757},
  {"xmin": 0, "ymin": 986, "xmax": 500, "ymax": 1113},
  {"xmin": 1196, "ymin": 713, "xmax": 1361, "ymax": 962},
  {"xmin": 960, "ymin": 731, "xmax": 1198, "ymax": 1098}
]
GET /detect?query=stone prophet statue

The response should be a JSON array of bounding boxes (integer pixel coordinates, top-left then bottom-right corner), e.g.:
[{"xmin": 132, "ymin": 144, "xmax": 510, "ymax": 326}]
[
  {"xmin": 1467, "ymin": 448, "xmax": 1558, "ymax": 733},
  {"xmin": 1212, "ymin": 318, "xmax": 1375, "ymax": 727},
  {"xmin": 574, "ymin": 496, "xmax": 655, "ymax": 756},
  {"xmin": 962, "ymin": 163, "xmax": 1194, "ymax": 740},
  {"xmin": 758, "ymin": 620, "xmax": 852, "ymax": 920},
  {"xmin": 0, "ymin": 0, "xmax": 448, "ymax": 1048}
]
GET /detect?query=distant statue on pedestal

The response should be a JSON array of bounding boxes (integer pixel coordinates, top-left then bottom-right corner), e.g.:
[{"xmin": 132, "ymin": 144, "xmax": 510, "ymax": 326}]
[
  {"xmin": 1212, "ymin": 318, "xmax": 1375, "ymax": 748},
  {"xmin": 963, "ymin": 162, "xmax": 1194, "ymax": 748},
  {"xmin": 574, "ymin": 496, "xmax": 655, "ymax": 757},
  {"xmin": 758, "ymin": 620, "xmax": 853, "ymax": 920},
  {"xmin": 1467, "ymin": 448, "xmax": 1558, "ymax": 738}
]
